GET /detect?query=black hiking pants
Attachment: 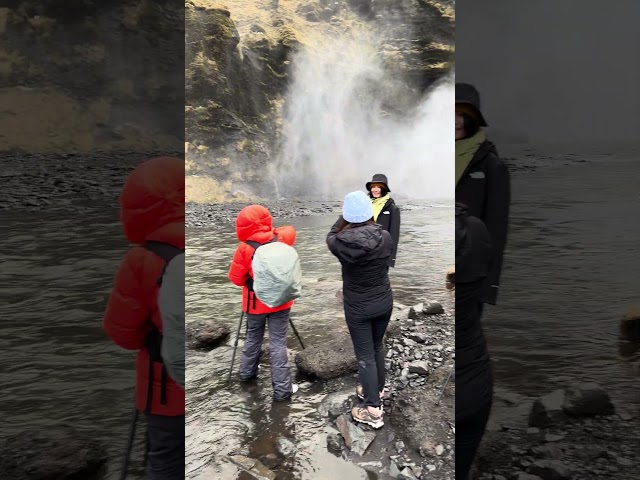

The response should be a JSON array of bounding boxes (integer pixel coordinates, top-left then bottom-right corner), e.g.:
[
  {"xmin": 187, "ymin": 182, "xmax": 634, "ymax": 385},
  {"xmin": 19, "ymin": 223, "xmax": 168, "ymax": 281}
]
[{"xmin": 345, "ymin": 309, "xmax": 392, "ymax": 407}]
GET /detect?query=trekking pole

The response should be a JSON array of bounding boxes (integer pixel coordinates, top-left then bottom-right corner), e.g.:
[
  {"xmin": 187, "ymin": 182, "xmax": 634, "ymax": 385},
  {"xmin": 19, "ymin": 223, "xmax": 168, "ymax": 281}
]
[
  {"xmin": 119, "ymin": 407, "xmax": 138, "ymax": 480},
  {"xmin": 227, "ymin": 311, "xmax": 245, "ymax": 383},
  {"xmin": 288, "ymin": 317, "xmax": 306, "ymax": 350},
  {"xmin": 435, "ymin": 365, "xmax": 454, "ymax": 406}
]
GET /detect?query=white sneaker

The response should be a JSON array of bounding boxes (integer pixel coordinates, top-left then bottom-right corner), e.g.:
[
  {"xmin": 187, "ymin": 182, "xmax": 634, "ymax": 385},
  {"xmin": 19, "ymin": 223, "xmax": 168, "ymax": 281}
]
[{"xmin": 291, "ymin": 384, "xmax": 299, "ymax": 394}]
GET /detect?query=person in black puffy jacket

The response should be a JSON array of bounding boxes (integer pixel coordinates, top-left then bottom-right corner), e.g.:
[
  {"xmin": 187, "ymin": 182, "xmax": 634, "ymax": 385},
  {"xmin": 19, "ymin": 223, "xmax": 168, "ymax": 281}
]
[
  {"xmin": 366, "ymin": 174, "xmax": 401, "ymax": 268},
  {"xmin": 455, "ymin": 83, "xmax": 510, "ymax": 306},
  {"xmin": 327, "ymin": 190, "xmax": 393, "ymax": 429},
  {"xmin": 454, "ymin": 202, "xmax": 494, "ymax": 480}
]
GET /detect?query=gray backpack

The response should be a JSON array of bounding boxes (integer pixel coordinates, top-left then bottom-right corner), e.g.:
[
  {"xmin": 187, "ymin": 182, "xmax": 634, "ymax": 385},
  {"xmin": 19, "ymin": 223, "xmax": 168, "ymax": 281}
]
[{"xmin": 245, "ymin": 236, "xmax": 302, "ymax": 308}]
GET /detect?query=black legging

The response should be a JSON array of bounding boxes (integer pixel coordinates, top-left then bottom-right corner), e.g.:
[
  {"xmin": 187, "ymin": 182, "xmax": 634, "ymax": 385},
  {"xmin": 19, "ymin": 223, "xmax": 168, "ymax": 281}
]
[
  {"xmin": 456, "ymin": 398, "xmax": 492, "ymax": 480},
  {"xmin": 345, "ymin": 310, "xmax": 392, "ymax": 407}
]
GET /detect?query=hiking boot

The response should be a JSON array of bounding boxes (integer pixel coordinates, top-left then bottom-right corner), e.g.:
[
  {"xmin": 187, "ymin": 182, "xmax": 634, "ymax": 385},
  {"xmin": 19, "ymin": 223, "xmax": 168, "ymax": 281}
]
[
  {"xmin": 356, "ymin": 385, "xmax": 385, "ymax": 401},
  {"xmin": 274, "ymin": 383, "xmax": 299, "ymax": 402},
  {"xmin": 351, "ymin": 406, "xmax": 384, "ymax": 429}
]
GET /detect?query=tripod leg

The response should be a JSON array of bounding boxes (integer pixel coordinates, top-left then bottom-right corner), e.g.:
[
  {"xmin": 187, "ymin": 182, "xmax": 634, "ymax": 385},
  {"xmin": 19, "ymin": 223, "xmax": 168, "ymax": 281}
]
[
  {"xmin": 435, "ymin": 366, "xmax": 454, "ymax": 406},
  {"xmin": 288, "ymin": 318, "xmax": 305, "ymax": 350}
]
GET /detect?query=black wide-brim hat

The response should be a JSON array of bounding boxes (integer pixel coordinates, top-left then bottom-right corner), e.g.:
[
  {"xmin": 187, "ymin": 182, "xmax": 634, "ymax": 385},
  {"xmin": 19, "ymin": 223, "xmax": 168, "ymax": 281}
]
[
  {"xmin": 366, "ymin": 173, "xmax": 390, "ymax": 192},
  {"xmin": 456, "ymin": 83, "xmax": 488, "ymax": 127}
]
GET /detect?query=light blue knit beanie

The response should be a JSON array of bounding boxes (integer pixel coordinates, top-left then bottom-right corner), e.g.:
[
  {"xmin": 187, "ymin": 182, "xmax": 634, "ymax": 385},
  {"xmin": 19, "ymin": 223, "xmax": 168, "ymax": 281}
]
[{"xmin": 342, "ymin": 190, "xmax": 374, "ymax": 223}]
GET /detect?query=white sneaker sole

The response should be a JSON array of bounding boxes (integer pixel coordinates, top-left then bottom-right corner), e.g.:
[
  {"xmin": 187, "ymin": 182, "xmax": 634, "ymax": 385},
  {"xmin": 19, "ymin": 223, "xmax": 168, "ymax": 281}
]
[{"xmin": 352, "ymin": 415, "xmax": 384, "ymax": 429}]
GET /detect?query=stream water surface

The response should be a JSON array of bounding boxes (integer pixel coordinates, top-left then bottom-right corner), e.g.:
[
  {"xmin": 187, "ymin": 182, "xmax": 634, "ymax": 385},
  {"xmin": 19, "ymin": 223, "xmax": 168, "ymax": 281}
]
[{"xmin": 185, "ymin": 201, "xmax": 454, "ymax": 479}]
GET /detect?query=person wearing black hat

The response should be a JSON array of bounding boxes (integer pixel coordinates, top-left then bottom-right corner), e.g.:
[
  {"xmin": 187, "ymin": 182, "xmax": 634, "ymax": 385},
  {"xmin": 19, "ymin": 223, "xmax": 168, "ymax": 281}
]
[
  {"xmin": 366, "ymin": 174, "xmax": 401, "ymax": 268},
  {"xmin": 455, "ymin": 83, "xmax": 510, "ymax": 306}
]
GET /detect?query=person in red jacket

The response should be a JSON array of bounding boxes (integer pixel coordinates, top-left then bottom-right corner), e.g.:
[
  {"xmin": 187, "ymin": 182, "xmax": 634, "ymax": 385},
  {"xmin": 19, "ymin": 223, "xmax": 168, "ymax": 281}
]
[
  {"xmin": 228, "ymin": 204, "xmax": 299, "ymax": 401},
  {"xmin": 103, "ymin": 156, "xmax": 185, "ymax": 480}
]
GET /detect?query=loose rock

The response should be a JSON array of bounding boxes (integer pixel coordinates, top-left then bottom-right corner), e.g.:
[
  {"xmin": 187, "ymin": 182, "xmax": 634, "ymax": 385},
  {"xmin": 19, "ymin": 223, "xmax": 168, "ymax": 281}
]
[
  {"xmin": 276, "ymin": 437, "xmax": 296, "ymax": 456},
  {"xmin": 423, "ymin": 301, "xmax": 445, "ymax": 315},
  {"xmin": 226, "ymin": 455, "xmax": 276, "ymax": 480},
  {"xmin": 397, "ymin": 466, "xmax": 419, "ymax": 480},
  {"xmin": 187, "ymin": 320, "xmax": 231, "ymax": 349},
  {"xmin": 295, "ymin": 334, "xmax": 357, "ymax": 379},
  {"xmin": 529, "ymin": 389, "xmax": 566, "ymax": 428},
  {"xmin": 326, "ymin": 432, "xmax": 344, "ymax": 452},
  {"xmin": 562, "ymin": 382, "xmax": 615, "ymax": 418},
  {"xmin": 335, "ymin": 415, "xmax": 376, "ymax": 456},
  {"xmin": 527, "ymin": 459, "xmax": 573, "ymax": 480},
  {"xmin": 318, "ymin": 389, "xmax": 355, "ymax": 419},
  {"xmin": 619, "ymin": 307, "xmax": 640, "ymax": 341},
  {"xmin": 0, "ymin": 426, "xmax": 108, "ymax": 480},
  {"xmin": 408, "ymin": 361, "xmax": 430, "ymax": 376}
]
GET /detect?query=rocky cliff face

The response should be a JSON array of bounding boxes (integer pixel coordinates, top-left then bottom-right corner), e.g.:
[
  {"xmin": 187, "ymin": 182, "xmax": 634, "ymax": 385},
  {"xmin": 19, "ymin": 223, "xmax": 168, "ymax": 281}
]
[
  {"xmin": 185, "ymin": 0, "xmax": 454, "ymax": 203},
  {"xmin": 0, "ymin": 0, "xmax": 184, "ymax": 153}
]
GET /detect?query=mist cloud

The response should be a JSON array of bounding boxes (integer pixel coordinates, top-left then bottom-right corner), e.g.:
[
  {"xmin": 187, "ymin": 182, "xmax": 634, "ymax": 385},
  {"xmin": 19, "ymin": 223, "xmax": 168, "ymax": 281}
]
[{"xmin": 273, "ymin": 33, "xmax": 454, "ymax": 201}]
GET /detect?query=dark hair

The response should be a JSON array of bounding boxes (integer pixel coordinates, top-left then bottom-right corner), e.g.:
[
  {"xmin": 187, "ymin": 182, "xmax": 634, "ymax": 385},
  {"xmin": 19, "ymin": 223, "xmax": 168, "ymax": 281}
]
[
  {"xmin": 339, "ymin": 218, "xmax": 375, "ymax": 231},
  {"xmin": 368, "ymin": 186, "xmax": 388, "ymax": 198},
  {"xmin": 462, "ymin": 113, "xmax": 480, "ymax": 138}
]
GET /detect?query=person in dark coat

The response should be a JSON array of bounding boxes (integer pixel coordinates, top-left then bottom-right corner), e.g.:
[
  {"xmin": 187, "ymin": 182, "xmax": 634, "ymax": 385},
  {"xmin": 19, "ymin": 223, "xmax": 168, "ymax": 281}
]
[
  {"xmin": 454, "ymin": 202, "xmax": 494, "ymax": 480},
  {"xmin": 455, "ymin": 83, "xmax": 510, "ymax": 305},
  {"xmin": 366, "ymin": 174, "xmax": 401, "ymax": 268},
  {"xmin": 327, "ymin": 190, "xmax": 394, "ymax": 429}
]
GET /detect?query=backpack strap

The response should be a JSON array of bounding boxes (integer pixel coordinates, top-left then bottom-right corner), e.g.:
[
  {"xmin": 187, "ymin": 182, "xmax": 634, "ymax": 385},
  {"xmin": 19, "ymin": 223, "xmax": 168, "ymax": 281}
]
[
  {"xmin": 243, "ymin": 235, "xmax": 278, "ymax": 310},
  {"xmin": 144, "ymin": 241, "xmax": 185, "ymax": 285},
  {"xmin": 141, "ymin": 241, "xmax": 185, "ymax": 412},
  {"xmin": 244, "ymin": 235, "xmax": 278, "ymax": 259}
]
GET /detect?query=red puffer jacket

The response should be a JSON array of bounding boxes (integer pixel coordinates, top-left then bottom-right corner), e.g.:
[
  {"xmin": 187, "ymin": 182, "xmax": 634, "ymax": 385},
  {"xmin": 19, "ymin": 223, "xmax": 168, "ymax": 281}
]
[
  {"xmin": 228, "ymin": 205, "xmax": 297, "ymax": 314},
  {"xmin": 103, "ymin": 156, "xmax": 185, "ymax": 416}
]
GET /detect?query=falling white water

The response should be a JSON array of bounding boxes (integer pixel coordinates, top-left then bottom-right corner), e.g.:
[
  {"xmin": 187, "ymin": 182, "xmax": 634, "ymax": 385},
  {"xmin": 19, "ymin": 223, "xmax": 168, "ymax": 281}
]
[{"xmin": 273, "ymin": 33, "xmax": 454, "ymax": 201}]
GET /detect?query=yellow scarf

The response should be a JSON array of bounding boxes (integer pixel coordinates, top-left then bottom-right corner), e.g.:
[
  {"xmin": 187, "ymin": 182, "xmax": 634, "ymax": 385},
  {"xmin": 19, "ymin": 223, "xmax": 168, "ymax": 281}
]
[
  {"xmin": 455, "ymin": 129, "xmax": 485, "ymax": 186},
  {"xmin": 372, "ymin": 193, "xmax": 390, "ymax": 222}
]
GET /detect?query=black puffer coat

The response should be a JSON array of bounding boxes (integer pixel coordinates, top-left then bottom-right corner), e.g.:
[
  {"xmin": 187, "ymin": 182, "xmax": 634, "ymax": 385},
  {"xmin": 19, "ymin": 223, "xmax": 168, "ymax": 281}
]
[
  {"xmin": 327, "ymin": 217, "xmax": 393, "ymax": 319},
  {"xmin": 455, "ymin": 202, "xmax": 494, "ymax": 420},
  {"xmin": 456, "ymin": 139, "xmax": 510, "ymax": 305},
  {"xmin": 373, "ymin": 197, "xmax": 401, "ymax": 268}
]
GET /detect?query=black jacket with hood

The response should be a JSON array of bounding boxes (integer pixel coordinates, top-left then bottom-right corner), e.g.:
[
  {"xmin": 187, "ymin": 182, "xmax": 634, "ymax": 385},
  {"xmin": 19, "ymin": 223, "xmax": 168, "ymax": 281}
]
[
  {"xmin": 455, "ymin": 202, "xmax": 494, "ymax": 419},
  {"xmin": 456, "ymin": 139, "xmax": 510, "ymax": 305},
  {"xmin": 327, "ymin": 217, "xmax": 394, "ymax": 319},
  {"xmin": 373, "ymin": 197, "xmax": 401, "ymax": 268}
]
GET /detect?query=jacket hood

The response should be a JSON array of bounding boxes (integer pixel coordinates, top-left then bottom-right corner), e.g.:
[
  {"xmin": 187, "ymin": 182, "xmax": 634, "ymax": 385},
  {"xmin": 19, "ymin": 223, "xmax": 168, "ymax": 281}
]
[
  {"xmin": 119, "ymin": 156, "xmax": 185, "ymax": 245},
  {"xmin": 235, "ymin": 205, "xmax": 297, "ymax": 246},
  {"xmin": 334, "ymin": 223, "xmax": 389, "ymax": 264},
  {"xmin": 235, "ymin": 205, "xmax": 273, "ymax": 242}
]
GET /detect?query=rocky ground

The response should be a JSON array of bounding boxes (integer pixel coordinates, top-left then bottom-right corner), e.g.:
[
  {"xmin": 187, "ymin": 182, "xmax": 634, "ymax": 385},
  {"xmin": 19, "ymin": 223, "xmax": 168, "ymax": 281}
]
[
  {"xmin": 473, "ymin": 383, "xmax": 639, "ymax": 480},
  {"xmin": 314, "ymin": 301, "xmax": 455, "ymax": 480},
  {"xmin": 186, "ymin": 199, "xmax": 438, "ymax": 227},
  {"xmin": 0, "ymin": 426, "xmax": 109, "ymax": 480},
  {"xmin": 0, "ymin": 152, "xmax": 183, "ymax": 213},
  {"xmin": 186, "ymin": 200, "xmax": 342, "ymax": 227},
  {"xmin": 195, "ymin": 299, "xmax": 455, "ymax": 480}
]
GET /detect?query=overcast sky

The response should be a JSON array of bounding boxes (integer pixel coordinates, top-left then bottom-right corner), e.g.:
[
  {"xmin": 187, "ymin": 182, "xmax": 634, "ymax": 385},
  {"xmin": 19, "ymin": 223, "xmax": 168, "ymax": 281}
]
[{"xmin": 455, "ymin": 0, "xmax": 640, "ymax": 146}]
